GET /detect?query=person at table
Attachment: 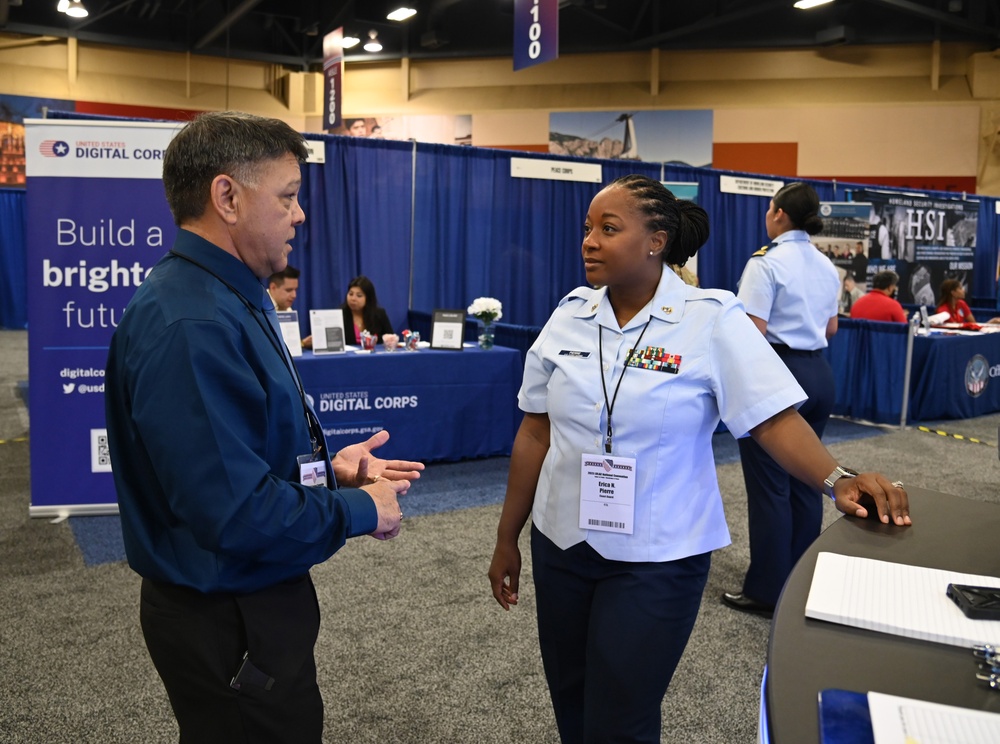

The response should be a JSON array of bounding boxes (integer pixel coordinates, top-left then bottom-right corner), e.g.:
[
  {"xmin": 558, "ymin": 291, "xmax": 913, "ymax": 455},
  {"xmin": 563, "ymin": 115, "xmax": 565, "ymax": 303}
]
[
  {"xmin": 341, "ymin": 275, "xmax": 393, "ymax": 345},
  {"xmin": 724, "ymin": 181, "xmax": 843, "ymax": 619},
  {"xmin": 104, "ymin": 111, "xmax": 423, "ymax": 743},
  {"xmin": 487, "ymin": 174, "xmax": 910, "ymax": 744},
  {"xmin": 838, "ymin": 271, "xmax": 864, "ymax": 316},
  {"xmin": 850, "ymin": 270, "xmax": 907, "ymax": 323},
  {"xmin": 268, "ymin": 264, "xmax": 300, "ymax": 311},
  {"xmin": 935, "ymin": 278, "xmax": 1000, "ymax": 325}
]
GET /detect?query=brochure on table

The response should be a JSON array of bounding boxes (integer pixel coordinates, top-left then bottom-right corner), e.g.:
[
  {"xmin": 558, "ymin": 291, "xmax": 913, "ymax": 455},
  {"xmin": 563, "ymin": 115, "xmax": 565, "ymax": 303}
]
[
  {"xmin": 431, "ymin": 309, "xmax": 465, "ymax": 350},
  {"xmin": 309, "ymin": 309, "xmax": 346, "ymax": 354},
  {"xmin": 276, "ymin": 311, "xmax": 303, "ymax": 357}
]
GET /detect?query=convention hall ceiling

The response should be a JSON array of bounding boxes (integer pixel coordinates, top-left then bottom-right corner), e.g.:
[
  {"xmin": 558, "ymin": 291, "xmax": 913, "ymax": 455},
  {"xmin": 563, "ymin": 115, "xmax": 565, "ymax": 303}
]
[{"xmin": 2, "ymin": 0, "xmax": 1000, "ymax": 70}]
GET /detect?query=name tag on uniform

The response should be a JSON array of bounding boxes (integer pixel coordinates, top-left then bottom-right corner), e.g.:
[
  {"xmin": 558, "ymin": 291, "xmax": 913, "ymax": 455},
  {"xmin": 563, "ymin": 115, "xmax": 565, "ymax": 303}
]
[
  {"xmin": 579, "ymin": 453, "xmax": 636, "ymax": 534},
  {"xmin": 559, "ymin": 350, "xmax": 591, "ymax": 358},
  {"xmin": 297, "ymin": 454, "xmax": 328, "ymax": 488}
]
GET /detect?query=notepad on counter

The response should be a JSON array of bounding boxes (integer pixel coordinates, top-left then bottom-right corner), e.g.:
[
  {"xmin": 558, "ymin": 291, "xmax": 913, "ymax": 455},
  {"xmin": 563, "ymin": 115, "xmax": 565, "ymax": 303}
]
[{"xmin": 805, "ymin": 552, "xmax": 1000, "ymax": 648}]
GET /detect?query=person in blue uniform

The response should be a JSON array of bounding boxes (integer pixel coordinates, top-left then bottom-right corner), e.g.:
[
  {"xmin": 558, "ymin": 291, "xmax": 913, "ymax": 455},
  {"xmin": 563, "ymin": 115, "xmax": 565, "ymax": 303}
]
[
  {"xmin": 487, "ymin": 175, "xmax": 910, "ymax": 744},
  {"xmin": 723, "ymin": 181, "xmax": 844, "ymax": 617},
  {"xmin": 104, "ymin": 111, "xmax": 423, "ymax": 744}
]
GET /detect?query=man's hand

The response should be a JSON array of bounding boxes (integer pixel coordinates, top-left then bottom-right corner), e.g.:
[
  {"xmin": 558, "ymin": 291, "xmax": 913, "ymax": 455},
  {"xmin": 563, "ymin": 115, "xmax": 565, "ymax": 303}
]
[
  {"xmin": 362, "ymin": 476, "xmax": 408, "ymax": 540},
  {"xmin": 834, "ymin": 472, "xmax": 911, "ymax": 526},
  {"xmin": 332, "ymin": 430, "xmax": 424, "ymax": 491}
]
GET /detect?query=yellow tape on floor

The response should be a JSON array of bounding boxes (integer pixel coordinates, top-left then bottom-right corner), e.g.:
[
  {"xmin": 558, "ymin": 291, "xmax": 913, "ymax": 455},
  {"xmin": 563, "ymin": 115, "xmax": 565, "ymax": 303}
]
[{"xmin": 916, "ymin": 426, "xmax": 996, "ymax": 448}]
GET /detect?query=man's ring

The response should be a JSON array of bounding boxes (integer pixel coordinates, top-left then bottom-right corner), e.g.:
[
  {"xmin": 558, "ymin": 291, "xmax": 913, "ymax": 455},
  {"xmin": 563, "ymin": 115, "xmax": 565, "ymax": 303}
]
[
  {"xmin": 399, "ymin": 510, "xmax": 403, "ymax": 519},
  {"xmin": 370, "ymin": 475, "xmax": 382, "ymax": 484},
  {"xmin": 891, "ymin": 480, "xmax": 904, "ymax": 489}
]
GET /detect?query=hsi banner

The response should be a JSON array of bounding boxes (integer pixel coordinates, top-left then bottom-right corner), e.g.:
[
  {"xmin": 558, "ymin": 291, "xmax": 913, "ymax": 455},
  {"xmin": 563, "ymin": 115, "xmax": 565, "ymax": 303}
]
[
  {"xmin": 858, "ymin": 189, "xmax": 978, "ymax": 306},
  {"xmin": 25, "ymin": 119, "xmax": 179, "ymax": 516}
]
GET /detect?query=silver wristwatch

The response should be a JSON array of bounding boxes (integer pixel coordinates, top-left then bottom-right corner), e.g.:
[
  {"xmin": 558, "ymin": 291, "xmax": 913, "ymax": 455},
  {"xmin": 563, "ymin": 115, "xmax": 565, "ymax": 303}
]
[{"xmin": 823, "ymin": 466, "xmax": 858, "ymax": 500}]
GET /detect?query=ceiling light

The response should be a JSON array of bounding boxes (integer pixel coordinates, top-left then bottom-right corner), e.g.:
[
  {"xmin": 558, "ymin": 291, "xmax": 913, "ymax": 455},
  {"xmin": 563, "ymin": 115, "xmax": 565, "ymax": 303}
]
[
  {"xmin": 64, "ymin": 0, "xmax": 88, "ymax": 17},
  {"xmin": 386, "ymin": 7, "xmax": 416, "ymax": 22},
  {"xmin": 363, "ymin": 30, "xmax": 382, "ymax": 52},
  {"xmin": 56, "ymin": 0, "xmax": 69, "ymax": 11},
  {"xmin": 341, "ymin": 35, "xmax": 360, "ymax": 49},
  {"xmin": 793, "ymin": 0, "xmax": 834, "ymax": 8}
]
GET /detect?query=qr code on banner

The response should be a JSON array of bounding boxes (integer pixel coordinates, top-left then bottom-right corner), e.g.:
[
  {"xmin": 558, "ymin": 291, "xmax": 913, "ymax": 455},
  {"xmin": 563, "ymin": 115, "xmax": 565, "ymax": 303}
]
[
  {"xmin": 443, "ymin": 329, "xmax": 455, "ymax": 340},
  {"xmin": 91, "ymin": 428, "xmax": 113, "ymax": 473}
]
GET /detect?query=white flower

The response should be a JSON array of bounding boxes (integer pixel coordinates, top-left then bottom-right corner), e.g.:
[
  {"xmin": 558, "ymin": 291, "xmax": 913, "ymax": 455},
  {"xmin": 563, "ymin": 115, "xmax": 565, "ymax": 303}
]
[{"xmin": 467, "ymin": 297, "xmax": 502, "ymax": 323}]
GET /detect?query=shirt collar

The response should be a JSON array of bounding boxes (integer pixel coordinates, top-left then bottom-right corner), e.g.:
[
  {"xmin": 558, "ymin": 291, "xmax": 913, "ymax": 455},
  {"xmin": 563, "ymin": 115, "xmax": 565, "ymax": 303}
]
[
  {"xmin": 772, "ymin": 229, "xmax": 811, "ymax": 245},
  {"xmin": 572, "ymin": 268, "xmax": 688, "ymax": 329},
  {"xmin": 170, "ymin": 229, "xmax": 269, "ymax": 310}
]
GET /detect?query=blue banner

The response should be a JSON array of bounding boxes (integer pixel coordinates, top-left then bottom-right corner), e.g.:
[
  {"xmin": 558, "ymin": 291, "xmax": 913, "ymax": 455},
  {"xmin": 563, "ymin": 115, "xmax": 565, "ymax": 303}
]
[
  {"xmin": 25, "ymin": 120, "xmax": 178, "ymax": 516},
  {"xmin": 514, "ymin": 0, "xmax": 558, "ymax": 71},
  {"xmin": 323, "ymin": 28, "xmax": 344, "ymax": 132}
]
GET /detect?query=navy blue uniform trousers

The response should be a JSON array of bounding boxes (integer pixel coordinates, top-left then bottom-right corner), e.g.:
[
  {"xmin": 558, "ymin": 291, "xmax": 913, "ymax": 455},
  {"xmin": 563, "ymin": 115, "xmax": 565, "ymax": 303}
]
[
  {"xmin": 531, "ymin": 525, "xmax": 711, "ymax": 744},
  {"xmin": 738, "ymin": 346, "xmax": 835, "ymax": 606},
  {"xmin": 140, "ymin": 574, "xmax": 323, "ymax": 743}
]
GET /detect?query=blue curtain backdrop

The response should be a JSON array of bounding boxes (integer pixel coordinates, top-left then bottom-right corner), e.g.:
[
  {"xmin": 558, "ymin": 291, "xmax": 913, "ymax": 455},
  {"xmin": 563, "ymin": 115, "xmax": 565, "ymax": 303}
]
[
  {"xmin": 4, "ymin": 119, "xmax": 1000, "ymax": 331},
  {"xmin": 411, "ymin": 144, "xmax": 659, "ymax": 326},
  {"xmin": 296, "ymin": 135, "xmax": 414, "ymax": 334},
  {"xmin": 0, "ymin": 189, "xmax": 27, "ymax": 329}
]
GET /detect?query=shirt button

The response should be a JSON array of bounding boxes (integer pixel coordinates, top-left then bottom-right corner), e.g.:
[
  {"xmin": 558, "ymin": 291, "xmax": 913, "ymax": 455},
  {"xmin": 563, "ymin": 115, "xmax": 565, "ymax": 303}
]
[{"xmin": 603, "ymin": 363, "xmax": 609, "ymax": 371}]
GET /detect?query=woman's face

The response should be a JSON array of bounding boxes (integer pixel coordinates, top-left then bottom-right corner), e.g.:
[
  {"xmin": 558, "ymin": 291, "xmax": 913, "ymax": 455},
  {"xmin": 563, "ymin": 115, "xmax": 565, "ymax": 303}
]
[
  {"xmin": 581, "ymin": 185, "xmax": 665, "ymax": 290},
  {"xmin": 346, "ymin": 286, "xmax": 367, "ymax": 312},
  {"xmin": 951, "ymin": 284, "xmax": 966, "ymax": 301}
]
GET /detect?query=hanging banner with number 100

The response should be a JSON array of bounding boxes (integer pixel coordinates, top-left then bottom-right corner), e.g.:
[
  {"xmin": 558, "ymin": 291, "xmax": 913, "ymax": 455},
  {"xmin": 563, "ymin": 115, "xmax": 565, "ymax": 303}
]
[{"xmin": 513, "ymin": 0, "xmax": 558, "ymax": 71}]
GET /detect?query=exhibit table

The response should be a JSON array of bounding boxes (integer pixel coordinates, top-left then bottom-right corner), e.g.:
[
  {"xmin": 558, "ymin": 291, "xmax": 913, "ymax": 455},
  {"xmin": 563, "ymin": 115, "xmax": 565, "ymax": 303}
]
[
  {"xmin": 765, "ymin": 488, "xmax": 1000, "ymax": 743},
  {"xmin": 295, "ymin": 344, "xmax": 521, "ymax": 463},
  {"xmin": 827, "ymin": 320, "xmax": 1000, "ymax": 424}
]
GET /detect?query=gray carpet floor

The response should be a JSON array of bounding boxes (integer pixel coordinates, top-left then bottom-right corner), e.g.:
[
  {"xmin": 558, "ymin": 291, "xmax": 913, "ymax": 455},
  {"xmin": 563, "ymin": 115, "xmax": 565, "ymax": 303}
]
[{"xmin": 1, "ymin": 328, "xmax": 998, "ymax": 743}]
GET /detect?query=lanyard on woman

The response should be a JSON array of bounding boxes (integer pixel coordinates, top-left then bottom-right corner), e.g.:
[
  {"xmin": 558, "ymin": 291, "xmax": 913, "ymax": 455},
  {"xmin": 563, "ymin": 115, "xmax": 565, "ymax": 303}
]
[{"xmin": 598, "ymin": 317, "xmax": 651, "ymax": 454}]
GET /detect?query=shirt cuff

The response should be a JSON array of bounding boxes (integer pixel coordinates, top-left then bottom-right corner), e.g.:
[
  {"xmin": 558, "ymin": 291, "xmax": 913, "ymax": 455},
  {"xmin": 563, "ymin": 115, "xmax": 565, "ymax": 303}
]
[{"xmin": 339, "ymin": 488, "xmax": 379, "ymax": 537}]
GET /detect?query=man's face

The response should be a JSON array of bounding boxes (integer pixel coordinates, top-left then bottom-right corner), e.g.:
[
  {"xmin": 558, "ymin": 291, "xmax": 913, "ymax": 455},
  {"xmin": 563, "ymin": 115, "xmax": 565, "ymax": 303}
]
[
  {"xmin": 348, "ymin": 120, "xmax": 367, "ymax": 136},
  {"xmin": 231, "ymin": 153, "xmax": 305, "ymax": 279},
  {"xmin": 269, "ymin": 277, "xmax": 298, "ymax": 310}
]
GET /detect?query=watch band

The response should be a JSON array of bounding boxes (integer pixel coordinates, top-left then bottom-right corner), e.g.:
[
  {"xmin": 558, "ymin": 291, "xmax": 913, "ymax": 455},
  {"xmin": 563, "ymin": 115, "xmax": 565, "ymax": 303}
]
[{"xmin": 823, "ymin": 466, "xmax": 858, "ymax": 500}]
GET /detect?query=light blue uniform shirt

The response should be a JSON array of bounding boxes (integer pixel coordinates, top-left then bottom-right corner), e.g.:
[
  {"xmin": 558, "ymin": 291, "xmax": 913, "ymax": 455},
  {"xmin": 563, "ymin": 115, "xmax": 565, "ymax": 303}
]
[
  {"xmin": 736, "ymin": 230, "xmax": 840, "ymax": 351},
  {"xmin": 519, "ymin": 268, "xmax": 806, "ymax": 563}
]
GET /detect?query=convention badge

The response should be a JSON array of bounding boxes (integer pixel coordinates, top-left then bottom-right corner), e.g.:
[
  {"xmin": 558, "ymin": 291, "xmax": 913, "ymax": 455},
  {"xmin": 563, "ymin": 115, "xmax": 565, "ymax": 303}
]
[
  {"xmin": 579, "ymin": 452, "xmax": 636, "ymax": 534},
  {"xmin": 297, "ymin": 453, "xmax": 328, "ymax": 488}
]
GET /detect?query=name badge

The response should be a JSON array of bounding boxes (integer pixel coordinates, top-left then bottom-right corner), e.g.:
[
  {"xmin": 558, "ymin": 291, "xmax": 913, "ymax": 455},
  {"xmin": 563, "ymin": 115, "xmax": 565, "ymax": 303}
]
[
  {"xmin": 297, "ymin": 453, "xmax": 328, "ymax": 488},
  {"xmin": 559, "ymin": 350, "xmax": 591, "ymax": 358},
  {"xmin": 579, "ymin": 453, "xmax": 636, "ymax": 534}
]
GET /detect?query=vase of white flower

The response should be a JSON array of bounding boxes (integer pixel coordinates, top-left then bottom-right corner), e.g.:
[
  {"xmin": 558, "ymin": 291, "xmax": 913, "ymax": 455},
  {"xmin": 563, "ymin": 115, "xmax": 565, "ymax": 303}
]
[{"xmin": 467, "ymin": 297, "xmax": 502, "ymax": 350}]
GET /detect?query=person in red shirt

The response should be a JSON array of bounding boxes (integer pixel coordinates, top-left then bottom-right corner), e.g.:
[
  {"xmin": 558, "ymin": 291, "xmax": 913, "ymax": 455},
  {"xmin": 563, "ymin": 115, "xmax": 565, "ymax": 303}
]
[
  {"xmin": 849, "ymin": 270, "xmax": 907, "ymax": 323},
  {"xmin": 937, "ymin": 278, "xmax": 976, "ymax": 323},
  {"xmin": 936, "ymin": 278, "xmax": 1000, "ymax": 325}
]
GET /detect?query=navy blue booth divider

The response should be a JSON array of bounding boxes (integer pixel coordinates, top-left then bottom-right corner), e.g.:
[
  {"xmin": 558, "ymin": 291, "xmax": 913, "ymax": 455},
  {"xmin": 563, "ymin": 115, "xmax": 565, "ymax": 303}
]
[
  {"xmin": 825, "ymin": 319, "xmax": 910, "ymax": 424},
  {"xmin": 826, "ymin": 319, "xmax": 1000, "ymax": 424}
]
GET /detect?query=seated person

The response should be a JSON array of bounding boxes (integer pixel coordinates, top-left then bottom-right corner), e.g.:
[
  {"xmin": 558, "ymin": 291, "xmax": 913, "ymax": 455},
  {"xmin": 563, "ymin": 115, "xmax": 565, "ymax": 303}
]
[
  {"xmin": 342, "ymin": 275, "xmax": 393, "ymax": 344},
  {"xmin": 267, "ymin": 265, "xmax": 299, "ymax": 311},
  {"xmin": 838, "ymin": 272, "xmax": 864, "ymax": 316},
  {"xmin": 935, "ymin": 278, "xmax": 1000, "ymax": 325},
  {"xmin": 850, "ymin": 270, "xmax": 906, "ymax": 323}
]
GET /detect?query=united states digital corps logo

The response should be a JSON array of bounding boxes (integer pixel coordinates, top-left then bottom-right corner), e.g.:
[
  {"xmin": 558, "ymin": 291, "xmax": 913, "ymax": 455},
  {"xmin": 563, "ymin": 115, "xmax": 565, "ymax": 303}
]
[{"xmin": 39, "ymin": 140, "xmax": 70, "ymax": 158}]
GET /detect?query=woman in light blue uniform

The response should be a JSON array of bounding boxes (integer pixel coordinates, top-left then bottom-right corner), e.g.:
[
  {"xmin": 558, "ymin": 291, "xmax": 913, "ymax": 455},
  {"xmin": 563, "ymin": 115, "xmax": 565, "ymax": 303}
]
[
  {"xmin": 723, "ymin": 181, "xmax": 843, "ymax": 618},
  {"xmin": 488, "ymin": 175, "xmax": 909, "ymax": 744}
]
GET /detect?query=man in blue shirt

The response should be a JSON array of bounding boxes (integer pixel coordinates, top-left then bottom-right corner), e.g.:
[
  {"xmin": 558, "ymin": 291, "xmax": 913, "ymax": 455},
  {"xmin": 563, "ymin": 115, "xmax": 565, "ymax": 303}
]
[{"xmin": 105, "ymin": 111, "xmax": 423, "ymax": 743}]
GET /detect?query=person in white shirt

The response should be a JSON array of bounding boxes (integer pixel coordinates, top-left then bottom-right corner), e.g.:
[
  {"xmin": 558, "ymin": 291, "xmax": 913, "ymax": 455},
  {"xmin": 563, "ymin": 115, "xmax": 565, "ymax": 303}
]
[{"xmin": 488, "ymin": 174, "xmax": 910, "ymax": 744}]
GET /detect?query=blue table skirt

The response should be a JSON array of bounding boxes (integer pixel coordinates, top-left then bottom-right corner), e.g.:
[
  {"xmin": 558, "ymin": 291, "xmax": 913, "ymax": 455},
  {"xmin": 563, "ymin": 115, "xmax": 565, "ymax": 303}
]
[
  {"xmin": 826, "ymin": 319, "xmax": 1000, "ymax": 424},
  {"xmin": 295, "ymin": 344, "xmax": 522, "ymax": 463}
]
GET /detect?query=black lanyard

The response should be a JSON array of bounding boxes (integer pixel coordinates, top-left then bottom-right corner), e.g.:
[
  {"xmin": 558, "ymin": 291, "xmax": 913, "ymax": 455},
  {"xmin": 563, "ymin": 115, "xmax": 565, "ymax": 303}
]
[
  {"xmin": 169, "ymin": 250, "xmax": 325, "ymax": 458},
  {"xmin": 598, "ymin": 317, "xmax": 652, "ymax": 454}
]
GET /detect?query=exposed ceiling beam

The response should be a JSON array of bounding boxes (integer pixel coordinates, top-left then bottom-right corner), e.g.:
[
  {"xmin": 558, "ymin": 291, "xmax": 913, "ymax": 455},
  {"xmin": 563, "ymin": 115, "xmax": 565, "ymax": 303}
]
[{"xmin": 194, "ymin": 0, "xmax": 266, "ymax": 50}]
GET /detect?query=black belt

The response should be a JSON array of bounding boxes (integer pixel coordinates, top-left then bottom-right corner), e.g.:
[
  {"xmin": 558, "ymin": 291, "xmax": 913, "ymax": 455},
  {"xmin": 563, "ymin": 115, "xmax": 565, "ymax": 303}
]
[{"xmin": 769, "ymin": 343, "xmax": 822, "ymax": 357}]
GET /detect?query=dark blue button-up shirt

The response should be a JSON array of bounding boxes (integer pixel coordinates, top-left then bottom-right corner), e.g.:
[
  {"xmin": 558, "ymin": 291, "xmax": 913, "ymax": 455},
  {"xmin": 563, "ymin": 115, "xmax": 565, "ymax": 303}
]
[{"xmin": 105, "ymin": 229, "xmax": 376, "ymax": 593}]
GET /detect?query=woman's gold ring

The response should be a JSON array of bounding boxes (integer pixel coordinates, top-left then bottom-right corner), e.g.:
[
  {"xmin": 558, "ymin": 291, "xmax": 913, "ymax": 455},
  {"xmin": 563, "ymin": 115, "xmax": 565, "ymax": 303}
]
[{"xmin": 891, "ymin": 480, "xmax": 904, "ymax": 489}]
